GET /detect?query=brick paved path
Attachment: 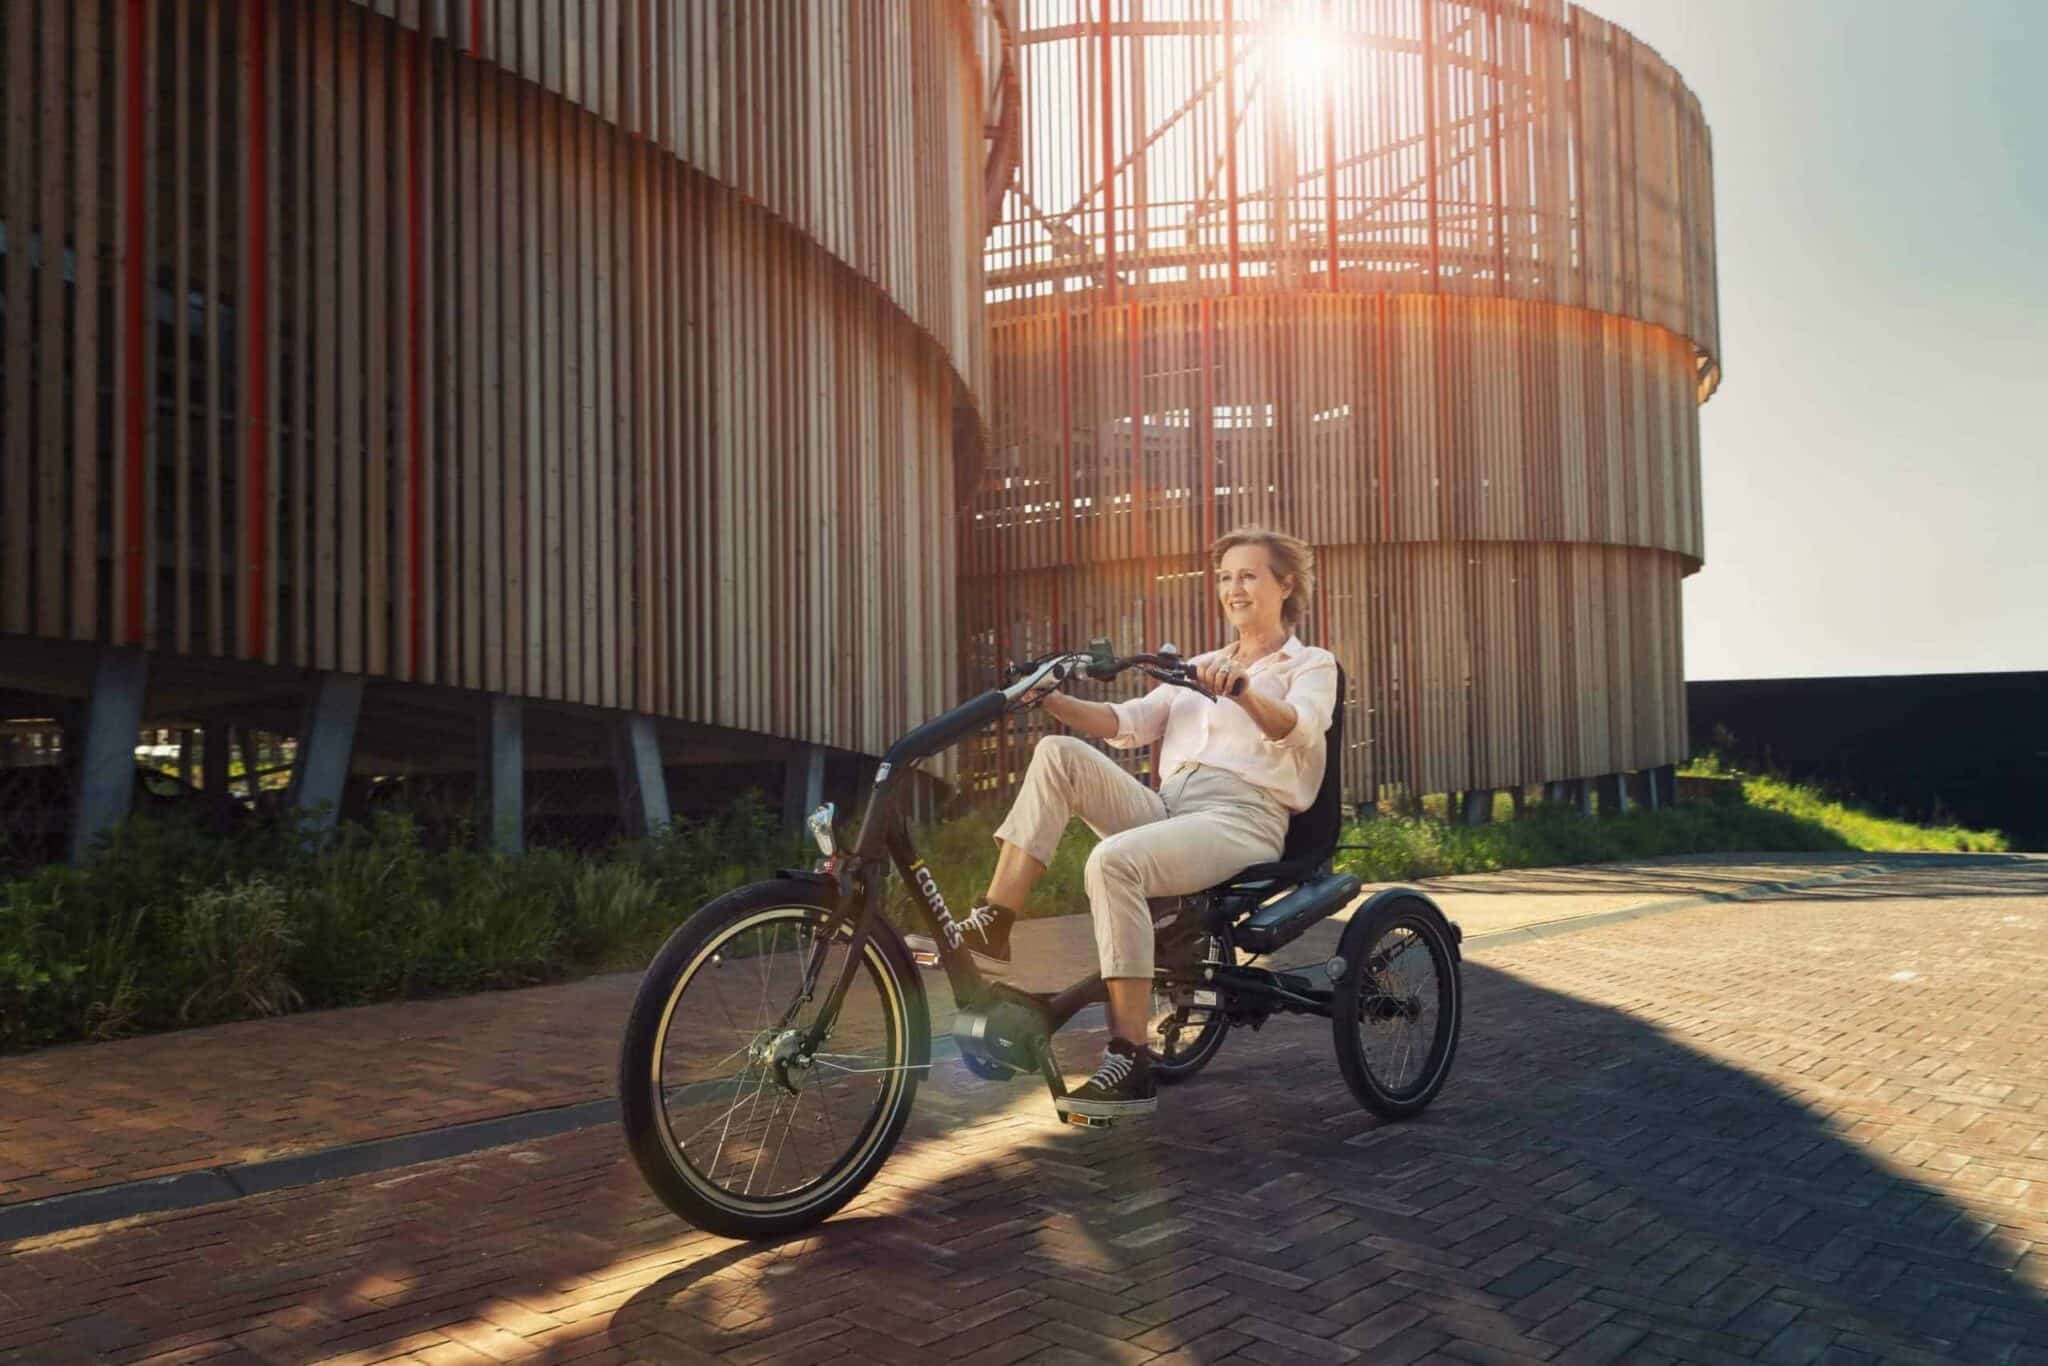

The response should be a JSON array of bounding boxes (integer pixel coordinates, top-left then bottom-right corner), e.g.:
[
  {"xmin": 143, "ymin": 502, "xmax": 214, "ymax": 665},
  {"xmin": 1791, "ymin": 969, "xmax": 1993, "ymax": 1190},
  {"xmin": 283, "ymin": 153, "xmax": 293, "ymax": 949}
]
[
  {"xmin": 0, "ymin": 854, "xmax": 1925, "ymax": 1207},
  {"xmin": 4, "ymin": 858, "xmax": 2047, "ymax": 1364}
]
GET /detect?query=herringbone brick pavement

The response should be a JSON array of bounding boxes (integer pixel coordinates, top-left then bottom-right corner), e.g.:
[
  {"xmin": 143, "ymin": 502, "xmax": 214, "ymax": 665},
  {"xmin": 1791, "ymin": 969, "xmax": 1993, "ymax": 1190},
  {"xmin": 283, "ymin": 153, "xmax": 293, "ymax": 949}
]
[
  {"xmin": 0, "ymin": 854, "xmax": 1929, "ymax": 1208},
  {"xmin": 2, "ymin": 859, "xmax": 2045, "ymax": 1364}
]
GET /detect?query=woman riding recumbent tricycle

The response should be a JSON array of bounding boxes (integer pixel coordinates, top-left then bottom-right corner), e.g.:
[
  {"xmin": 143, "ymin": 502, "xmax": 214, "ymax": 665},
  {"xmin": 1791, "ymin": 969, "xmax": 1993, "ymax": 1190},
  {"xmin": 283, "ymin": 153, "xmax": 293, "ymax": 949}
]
[{"xmin": 616, "ymin": 633, "xmax": 1465, "ymax": 1241}]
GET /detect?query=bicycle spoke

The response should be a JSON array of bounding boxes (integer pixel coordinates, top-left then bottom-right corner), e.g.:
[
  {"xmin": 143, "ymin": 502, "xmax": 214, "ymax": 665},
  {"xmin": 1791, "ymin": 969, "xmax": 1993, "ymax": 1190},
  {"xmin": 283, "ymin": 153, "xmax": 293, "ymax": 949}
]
[
  {"xmin": 1356, "ymin": 923, "xmax": 1440, "ymax": 1097},
  {"xmin": 654, "ymin": 905, "xmax": 907, "ymax": 1205}
]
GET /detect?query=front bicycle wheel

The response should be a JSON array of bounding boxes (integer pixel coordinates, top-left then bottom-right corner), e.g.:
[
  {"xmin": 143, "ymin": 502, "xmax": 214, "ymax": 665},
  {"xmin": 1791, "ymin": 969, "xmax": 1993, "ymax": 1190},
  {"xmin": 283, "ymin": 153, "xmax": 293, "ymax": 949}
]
[
  {"xmin": 1331, "ymin": 895, "xmax": 1461, "ymax": 1119},
  {"xmin": 617, "ymin": 879, "xmax": 928, "ymax": 1239}
]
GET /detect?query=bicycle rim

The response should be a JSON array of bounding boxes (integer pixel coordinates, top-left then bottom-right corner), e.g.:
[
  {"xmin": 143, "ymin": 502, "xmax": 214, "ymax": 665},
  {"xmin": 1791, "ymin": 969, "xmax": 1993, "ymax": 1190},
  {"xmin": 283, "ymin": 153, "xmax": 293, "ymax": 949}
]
[
  {"xmin": 647, "ymin": 905, "xmax": 911, "ymax": 1214},
  {"xmin": 1352, "ymin": 915, "xmax": 1452, "ymax": 1100}
]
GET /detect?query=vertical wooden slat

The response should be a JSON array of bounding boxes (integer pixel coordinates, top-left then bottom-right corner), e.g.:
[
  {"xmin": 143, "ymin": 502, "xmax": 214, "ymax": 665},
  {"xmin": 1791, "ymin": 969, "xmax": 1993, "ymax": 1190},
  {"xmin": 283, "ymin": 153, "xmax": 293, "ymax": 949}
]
[
  {"xmin": 71, "ymin": 0, "xmax": 103, "ymax": 641},
  {"xmin": 3, "ymin": 1, "xmax": 37, "ymax": 635},
  {"xmin": 36, "ymin": 0, "xmax": 69, "ymax": 637},
  {"xmin": 360, "ymin": 4, "xmax": 386, "ymax": 676},
  {"xmin": 117, "ymin": 0, "xmax": 148, "ymax": 645},
  {"xmin": 241, "ymin": 0, "xmax": 272, "ymax": 661}
]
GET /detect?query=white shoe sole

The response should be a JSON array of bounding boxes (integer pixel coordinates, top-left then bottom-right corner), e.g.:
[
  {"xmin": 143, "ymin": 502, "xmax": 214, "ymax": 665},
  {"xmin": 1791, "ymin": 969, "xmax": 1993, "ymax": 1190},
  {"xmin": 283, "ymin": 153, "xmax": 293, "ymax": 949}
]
[{"xmin": 1056, "ymin": 1094, "xmax": 1157, "ymax": 1119}]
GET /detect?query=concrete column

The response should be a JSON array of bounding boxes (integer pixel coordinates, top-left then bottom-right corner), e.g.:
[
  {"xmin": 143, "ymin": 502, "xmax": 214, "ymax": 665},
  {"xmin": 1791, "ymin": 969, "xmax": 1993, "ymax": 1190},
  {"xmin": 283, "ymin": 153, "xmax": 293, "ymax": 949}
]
[
  {"xmin": 287, "ymin": 674, "xmax": 365, "ymax": 833},
  {"xmin": 1461, "ymin": 788, "xmax": 1493, "ymax": 826},
  {"xmin": 68, "ymin": 647, "xmax": 149, "ymax": 863},
  {"xmin": 1594, "ymin": 772, "xmax": 1627, "ymax": 817},
  {"xmin": 1542, "ymin": 780, "xmax": 1567, "ymax": 805},
  {"xmin": 480, "ymin": 695, "xmax": 524, "ymax": 854},
  {"xmin": 204, "ymin": 724, "xmax": 233, "ymax": 829},
  {"xmin": 1655, "ymin": 764, "xmax": 1678, "ymax": 807},
  {"xmin": 781, "ymin": 744, "xmax": 825, "ymax": 834},
  {"xmin": 1574, "ymin": 779, "xmax": 1594, "ymax": 817},
  {"xmin": 612, "ymin": 713, "xmax": 671, "ymax": 837}
]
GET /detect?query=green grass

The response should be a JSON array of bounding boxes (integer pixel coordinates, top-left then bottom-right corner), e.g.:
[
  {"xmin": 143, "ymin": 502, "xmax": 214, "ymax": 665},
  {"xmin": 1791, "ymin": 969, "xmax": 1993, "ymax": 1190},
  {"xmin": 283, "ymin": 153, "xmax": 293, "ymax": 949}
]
[
  {"xmin": 1678, "ymin": 748, "xmax": 2007, "ymax": 854},
  {"xmin": 0, "ymin": 767, "xmax": 2007, "ymax": 1052},
  {"xmin": 905, "ymin": 768, "xmax": 2007, "ymax": 919}
]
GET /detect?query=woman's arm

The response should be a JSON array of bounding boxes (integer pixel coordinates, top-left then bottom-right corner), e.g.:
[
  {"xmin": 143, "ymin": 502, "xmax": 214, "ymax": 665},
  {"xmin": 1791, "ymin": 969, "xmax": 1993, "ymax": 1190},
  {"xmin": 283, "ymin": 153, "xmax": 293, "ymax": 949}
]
[
  {"xmin": 1233, "ymin": 687, "xmax": 1299, "ymax": 742},
  {"xmin": 1201, "ymin": 655, "xmax": 1335, "ymax": 745},
  {"xmin": 1042, "ymin": 691, "xmax": 1120, "ymax": 740}
]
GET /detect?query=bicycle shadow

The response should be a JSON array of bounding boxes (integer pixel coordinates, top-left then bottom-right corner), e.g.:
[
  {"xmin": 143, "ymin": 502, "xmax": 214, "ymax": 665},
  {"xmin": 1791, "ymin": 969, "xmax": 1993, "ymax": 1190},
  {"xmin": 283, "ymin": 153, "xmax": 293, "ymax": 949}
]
[{"xmin": 587, "ymin": 946, "xmax": 2048, "ymax": 1364}]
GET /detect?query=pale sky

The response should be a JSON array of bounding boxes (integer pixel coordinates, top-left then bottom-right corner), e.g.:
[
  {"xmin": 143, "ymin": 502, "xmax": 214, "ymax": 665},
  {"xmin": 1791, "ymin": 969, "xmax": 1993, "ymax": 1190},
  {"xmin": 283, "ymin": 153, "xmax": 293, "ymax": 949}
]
[{"xmin": 1584, "ymin": 0, "xmax": 2046, "ymax": 680}]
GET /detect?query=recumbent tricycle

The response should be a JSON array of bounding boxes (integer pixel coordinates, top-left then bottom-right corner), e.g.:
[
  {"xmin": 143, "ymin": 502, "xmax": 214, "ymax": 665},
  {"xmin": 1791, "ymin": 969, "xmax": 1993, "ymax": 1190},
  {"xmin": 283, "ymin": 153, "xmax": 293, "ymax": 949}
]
[{"xmin": 618, "ymin": 641, "xmax": 1464, "ymax": 1239}]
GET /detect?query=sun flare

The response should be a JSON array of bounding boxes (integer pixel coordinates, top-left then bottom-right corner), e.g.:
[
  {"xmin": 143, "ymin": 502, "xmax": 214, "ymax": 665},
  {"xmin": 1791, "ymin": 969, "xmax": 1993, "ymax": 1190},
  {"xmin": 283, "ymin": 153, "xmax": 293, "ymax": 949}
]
[{"xmin": 1270, "ymin": 11, "xmax": 1337, "ymax": 106}]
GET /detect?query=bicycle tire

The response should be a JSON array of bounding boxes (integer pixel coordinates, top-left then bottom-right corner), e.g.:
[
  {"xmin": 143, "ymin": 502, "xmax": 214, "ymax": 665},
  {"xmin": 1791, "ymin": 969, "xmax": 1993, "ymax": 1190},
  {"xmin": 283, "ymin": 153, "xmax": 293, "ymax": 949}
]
[
  {"xmin": 1331, "ymin": 896, "xmax": 1461, "ymax": 1119},
  {"xmin": 617, "ymin": 878, "xmax": 928, "ymax": 1239}
]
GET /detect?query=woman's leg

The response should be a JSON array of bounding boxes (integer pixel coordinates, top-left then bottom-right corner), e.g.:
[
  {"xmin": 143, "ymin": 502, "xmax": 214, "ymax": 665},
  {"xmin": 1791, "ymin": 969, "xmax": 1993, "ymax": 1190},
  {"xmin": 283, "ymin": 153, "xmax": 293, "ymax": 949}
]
[
  {"xmin": 986, "ymin": 736, "xmax": 1165, "ymax": 910},
  {"xmin": 1084, "ymin": 785, "xmax": 1288, "ymax": 1044},
  {"xmin": 985, "ymin": 840, "xmax": 1046, "ymax": 914}
]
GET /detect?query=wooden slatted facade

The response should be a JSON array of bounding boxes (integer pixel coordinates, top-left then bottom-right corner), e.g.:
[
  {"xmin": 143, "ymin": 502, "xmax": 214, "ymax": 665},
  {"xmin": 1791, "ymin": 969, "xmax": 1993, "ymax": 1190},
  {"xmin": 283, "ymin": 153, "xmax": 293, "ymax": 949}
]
[
  {"xmin": 0, "ymin": 0, "xmax": 996, "ymax": 768},
  {"xmin": 965, "ymin": 0, "xmax": 1721, "ymax": 803}
]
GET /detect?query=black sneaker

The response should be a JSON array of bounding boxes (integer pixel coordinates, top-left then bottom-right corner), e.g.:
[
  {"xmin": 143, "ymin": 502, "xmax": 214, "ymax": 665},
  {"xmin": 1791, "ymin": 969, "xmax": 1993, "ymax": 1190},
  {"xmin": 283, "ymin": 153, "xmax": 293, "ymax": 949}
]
[
  {"xmin": 943, "ymin": 903, "xmax": 1016, "ymax": 964},
  {"xmin": 1056, "ymin": 1039, "xmax": 1157, "ymax": 1121}
]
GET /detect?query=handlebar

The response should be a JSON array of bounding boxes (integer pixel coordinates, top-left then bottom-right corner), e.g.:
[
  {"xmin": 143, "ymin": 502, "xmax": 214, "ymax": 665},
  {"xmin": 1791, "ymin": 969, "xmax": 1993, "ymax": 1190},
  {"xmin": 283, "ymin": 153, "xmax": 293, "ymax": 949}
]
[{"xmin": 1002, "ymin": 646, "xmax": 1246, "ymax": 709}]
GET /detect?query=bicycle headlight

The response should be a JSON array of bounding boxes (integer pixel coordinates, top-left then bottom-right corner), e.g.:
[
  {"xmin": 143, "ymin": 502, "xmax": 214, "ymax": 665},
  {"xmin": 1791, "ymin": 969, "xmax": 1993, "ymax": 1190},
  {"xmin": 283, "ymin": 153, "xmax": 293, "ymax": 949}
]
[{"xmin": 806, "ymin": 802, "xmax": 838, "ymax": 858}]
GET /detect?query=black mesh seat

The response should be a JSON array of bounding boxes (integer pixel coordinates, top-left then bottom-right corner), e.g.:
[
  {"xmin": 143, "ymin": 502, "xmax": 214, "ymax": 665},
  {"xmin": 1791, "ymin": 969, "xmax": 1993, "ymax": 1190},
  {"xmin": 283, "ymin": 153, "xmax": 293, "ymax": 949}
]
[
  {"xmin": 1146, "ymin": 666, "xmax": 1359, "ymax": 958},
  {"xmin": 1211, "ymin": 665, "xmax": 1348, "ymax": 894}
]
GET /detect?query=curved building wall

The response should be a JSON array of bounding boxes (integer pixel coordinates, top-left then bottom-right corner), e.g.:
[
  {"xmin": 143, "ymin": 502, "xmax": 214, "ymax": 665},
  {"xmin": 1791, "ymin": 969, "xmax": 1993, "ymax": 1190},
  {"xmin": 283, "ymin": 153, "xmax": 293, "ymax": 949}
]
[
  {"xmin": 967, "ymin": 0, "xmax": 1720, "ymax": 800},
  {"xmin": 0, "ymin": 0, "xmax": 990, "ymax": 762}
]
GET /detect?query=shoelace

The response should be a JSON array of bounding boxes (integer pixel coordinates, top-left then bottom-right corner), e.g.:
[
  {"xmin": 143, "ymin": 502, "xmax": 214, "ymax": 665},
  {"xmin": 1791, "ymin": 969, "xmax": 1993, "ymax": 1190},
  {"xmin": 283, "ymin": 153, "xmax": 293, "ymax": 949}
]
[
  {"xmin": 1083, "ymin": 1050, "xmax": 1133, "ymax": 1091},
  {"xmin": 942, "ymin": 904, "xmax": 1001, "ymax": 950}
]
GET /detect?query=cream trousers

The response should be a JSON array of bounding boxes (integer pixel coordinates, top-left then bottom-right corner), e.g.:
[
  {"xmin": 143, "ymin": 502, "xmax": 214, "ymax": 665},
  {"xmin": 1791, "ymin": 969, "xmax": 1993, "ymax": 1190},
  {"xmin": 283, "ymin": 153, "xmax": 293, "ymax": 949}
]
[{"xmin": 993, "ymin": 735, "xmax": 1289, "ymax": 979}]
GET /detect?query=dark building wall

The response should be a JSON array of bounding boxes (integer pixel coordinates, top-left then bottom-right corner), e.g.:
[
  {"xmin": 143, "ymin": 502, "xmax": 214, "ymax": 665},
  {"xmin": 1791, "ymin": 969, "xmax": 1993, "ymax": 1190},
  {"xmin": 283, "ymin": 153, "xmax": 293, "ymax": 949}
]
[{"xmin": 1687, "ymin": 673, "xmax": 2048, "ymax": 850}]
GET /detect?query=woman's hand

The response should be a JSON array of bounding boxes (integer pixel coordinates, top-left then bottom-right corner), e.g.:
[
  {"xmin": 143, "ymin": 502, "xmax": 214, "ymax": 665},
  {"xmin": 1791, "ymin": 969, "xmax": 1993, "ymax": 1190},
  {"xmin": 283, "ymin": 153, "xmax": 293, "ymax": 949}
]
[
  {"xmin": 1018, "ymin": 660, "xmax": 1070, "ymax": 707},
  {"xmin": 1195, "ymin": 652, "xmax": 1247, "ymax": 701},
  {"xmin": 1043, "ymin": 689, "xmax": 1121, "ymax": 739}
]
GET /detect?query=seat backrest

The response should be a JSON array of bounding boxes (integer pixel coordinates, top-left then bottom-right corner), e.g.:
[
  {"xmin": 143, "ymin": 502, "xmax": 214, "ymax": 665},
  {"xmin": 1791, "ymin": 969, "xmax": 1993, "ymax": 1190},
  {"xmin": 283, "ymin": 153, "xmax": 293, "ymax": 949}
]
[{"xmin": 1275, "ymin": 665, "xmax": 1346, "ymax": 869}]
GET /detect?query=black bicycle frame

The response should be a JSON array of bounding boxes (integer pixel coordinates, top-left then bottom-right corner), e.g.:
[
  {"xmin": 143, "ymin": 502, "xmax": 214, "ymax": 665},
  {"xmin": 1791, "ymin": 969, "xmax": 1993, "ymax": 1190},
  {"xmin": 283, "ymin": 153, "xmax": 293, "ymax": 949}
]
[{"xmin": 795, "ymin": 651, "xmax": 1257, "ymax": 1055}]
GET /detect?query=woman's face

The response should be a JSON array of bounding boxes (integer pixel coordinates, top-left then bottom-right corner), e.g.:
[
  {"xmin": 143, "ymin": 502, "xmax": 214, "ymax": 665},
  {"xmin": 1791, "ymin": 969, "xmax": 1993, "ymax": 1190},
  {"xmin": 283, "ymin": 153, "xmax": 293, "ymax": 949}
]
[{"xmin": 1215, "ymin": 543, "xmax": 1294, "ymax": 636}]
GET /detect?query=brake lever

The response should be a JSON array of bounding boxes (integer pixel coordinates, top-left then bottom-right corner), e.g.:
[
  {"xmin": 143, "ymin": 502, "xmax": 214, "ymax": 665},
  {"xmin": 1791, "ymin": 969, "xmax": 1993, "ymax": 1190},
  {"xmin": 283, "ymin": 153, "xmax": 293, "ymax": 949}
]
[
  {"xmin": 1149, "ymin": 663, "xmax": 1247, "ymax": 703},
  {"xmin": 1145, "ymin": 664, "xmax": 1221, "ymax": 704}
]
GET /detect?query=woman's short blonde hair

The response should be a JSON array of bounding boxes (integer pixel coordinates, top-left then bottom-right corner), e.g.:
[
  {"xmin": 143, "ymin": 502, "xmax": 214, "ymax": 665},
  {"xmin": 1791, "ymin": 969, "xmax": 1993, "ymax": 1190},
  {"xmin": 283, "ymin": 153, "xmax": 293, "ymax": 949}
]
[{"xmin": 1209, "ymin": 526, "xmax": 1315, "ymax": 629}]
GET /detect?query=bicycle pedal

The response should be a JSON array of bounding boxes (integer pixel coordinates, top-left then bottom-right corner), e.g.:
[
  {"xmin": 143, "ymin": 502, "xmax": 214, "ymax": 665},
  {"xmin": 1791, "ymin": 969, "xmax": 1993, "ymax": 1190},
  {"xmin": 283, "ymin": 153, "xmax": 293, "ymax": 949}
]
[{"xmin": 1061, "ymin": 1111, "xmax": 1116, "ymax": 1130}]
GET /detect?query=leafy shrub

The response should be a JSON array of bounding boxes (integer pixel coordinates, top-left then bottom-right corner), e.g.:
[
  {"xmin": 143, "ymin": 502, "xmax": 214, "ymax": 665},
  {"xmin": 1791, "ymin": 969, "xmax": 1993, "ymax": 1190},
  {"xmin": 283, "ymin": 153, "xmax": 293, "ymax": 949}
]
[
  {"xmin": 174, "ymin": 876, "xmax": 301, "ymax": 1021},
  {"xmin": 0, "ymin": 768, "xmax": 2008, "ymax": 1054},
  {"xmin": 0, "ymin": 796, "xmax": 805, "ymax": 1051}
]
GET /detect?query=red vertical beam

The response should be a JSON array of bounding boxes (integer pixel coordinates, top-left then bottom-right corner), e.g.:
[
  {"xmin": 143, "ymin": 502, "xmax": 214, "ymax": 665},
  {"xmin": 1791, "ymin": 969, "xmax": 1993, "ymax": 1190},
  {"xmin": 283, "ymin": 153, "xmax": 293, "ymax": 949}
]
[
  {"xmin": 121, "ymin": 0, "xmax": 149, "ymax": 643},
  {"xmin": 1490, "ymin": 0, "xmax": 1508, "ymax": 295},
  {"xmin": 1199, "ymin": 296, "xmax": 1215, "ymax": 551},
  {"xmin": 1569, "ymin": 8, "xmax": 1587, "ymax": 307},
  {"xmin": 1323, "ymin": 1, "xmax": 1338, "ymax": 291},
  {"xmin": 468, "ymin": 0, "xmax": 483, "ymax": 57},
  {"xmin": 1422, "ymin": 0, "xmax": 1441, "ymax": 288},
  {"xmin": 241, "ymin": 0, "xmax": 270, "ymax": 658},
  {"xmin": 1375, "ymin": 294, "xmax": 1392, "ymax": 541},
  {"xmin": 1099, "ymin": 0, "xmax": 1116, "ymax": 303},
  {"xmin": 1128, "ymin": 300, "xmax": 1144, "ymax": 565},
  {"xmin": 1223, "ymin": 0, "xmax": 1239, "ymax": 293},
  {"xmin": 405, "ymin": 31, "xmax": 425, "ymax": 675},
  {"xmin": 1058, "ymin": 311, "xmax": 1073, "ymax": 565}
]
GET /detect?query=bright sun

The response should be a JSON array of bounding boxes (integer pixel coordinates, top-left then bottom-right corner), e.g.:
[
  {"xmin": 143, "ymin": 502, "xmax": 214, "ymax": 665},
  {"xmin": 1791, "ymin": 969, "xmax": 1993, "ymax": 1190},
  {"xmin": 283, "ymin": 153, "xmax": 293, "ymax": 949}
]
[{"xmin": 1270, "ymin": 12, "xmax": 1336, "ymax": 106}]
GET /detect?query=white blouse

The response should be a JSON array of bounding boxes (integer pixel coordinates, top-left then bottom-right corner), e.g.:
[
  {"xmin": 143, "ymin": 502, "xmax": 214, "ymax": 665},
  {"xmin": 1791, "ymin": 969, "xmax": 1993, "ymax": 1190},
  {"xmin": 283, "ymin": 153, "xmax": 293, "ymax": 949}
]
[{"xmin": 1107, "ymin": 634, "xmax": 1339, "ymax": 812}]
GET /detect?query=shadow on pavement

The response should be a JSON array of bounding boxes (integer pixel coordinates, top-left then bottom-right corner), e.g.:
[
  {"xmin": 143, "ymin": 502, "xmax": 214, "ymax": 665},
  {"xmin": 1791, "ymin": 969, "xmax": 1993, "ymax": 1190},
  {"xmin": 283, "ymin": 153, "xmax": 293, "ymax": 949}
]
[
  {"xmin": 2, "ymin": 885, "xmax": 2044, "ymax": 1365},
  {"xmin": 575, "ymin": 946, "xmax": 2048, "ymax": 1364}
]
